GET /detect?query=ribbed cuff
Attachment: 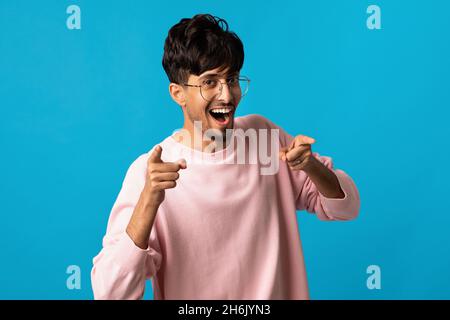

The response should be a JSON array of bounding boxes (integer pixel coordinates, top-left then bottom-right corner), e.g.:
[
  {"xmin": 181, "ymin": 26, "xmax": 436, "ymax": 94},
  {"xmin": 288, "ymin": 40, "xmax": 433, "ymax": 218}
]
[
  {"xmin": 318, "ymin": 170, "xmax": 355, "ymax": 215},
  {"xmin": 111, "ymin": 232, "xmax": 151, "ymax": 274}
]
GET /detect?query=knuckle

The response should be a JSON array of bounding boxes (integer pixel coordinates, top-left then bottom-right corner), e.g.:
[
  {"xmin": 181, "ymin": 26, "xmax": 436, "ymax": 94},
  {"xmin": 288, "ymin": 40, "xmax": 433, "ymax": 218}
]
[
  {"xmin": 169, "ymin": 181, "xmax": 177, "ymax": 188},
  {"xmin": 150, "ymin": 180, "xmax": 159, "ymax": 189}
]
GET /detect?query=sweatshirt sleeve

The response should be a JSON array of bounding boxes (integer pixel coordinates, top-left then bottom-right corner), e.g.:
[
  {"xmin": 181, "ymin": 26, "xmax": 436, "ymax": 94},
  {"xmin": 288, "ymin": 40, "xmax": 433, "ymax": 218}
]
[
  {"xmin": 295, "ymin": 152, "xmax": 361, "ymax": 221},
  {"xmin": 91, "ymin": 153, "xmax": 163, "ymax": 300},
  {"xmin": 247, "ymin": 114, "xmax": 360, "ymax": 221}
]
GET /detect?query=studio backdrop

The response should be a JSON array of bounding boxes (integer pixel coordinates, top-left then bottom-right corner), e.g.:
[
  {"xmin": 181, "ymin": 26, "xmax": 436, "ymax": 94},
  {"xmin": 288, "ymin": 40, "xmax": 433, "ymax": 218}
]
[{"xmin": 1, "ymin": 0, "xmax": 449, "ymax": 299}]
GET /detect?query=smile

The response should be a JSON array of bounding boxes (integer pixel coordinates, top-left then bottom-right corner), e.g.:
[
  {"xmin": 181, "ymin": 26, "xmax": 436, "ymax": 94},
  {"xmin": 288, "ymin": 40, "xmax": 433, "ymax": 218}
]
[{"xmin": 208, "ymin": 107, "xmax": 233, "ymax": 126}]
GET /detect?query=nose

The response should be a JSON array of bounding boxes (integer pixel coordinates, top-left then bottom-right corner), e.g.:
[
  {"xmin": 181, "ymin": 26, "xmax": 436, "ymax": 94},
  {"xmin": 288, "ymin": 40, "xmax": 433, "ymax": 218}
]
[{"xmin": 216, "ymin": 81, "xmax": 233, "ymax": 102}]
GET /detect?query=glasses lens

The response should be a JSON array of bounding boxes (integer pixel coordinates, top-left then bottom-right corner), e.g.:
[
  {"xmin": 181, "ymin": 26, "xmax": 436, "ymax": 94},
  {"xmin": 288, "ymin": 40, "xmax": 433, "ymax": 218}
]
[
  {"xmin": 200, "ymin": 77, "xmax": 250, "ymax": 101},
  {"xmin": 200, "ymin": 79, "xmax": 220, "ymax": 101},
  {"xmin": 238, "ymin": 78, "xmax": 249, "ymax": 97}
]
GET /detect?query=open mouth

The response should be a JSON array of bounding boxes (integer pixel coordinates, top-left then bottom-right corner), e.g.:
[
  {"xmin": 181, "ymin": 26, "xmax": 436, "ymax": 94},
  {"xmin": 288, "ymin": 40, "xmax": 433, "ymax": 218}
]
[{"xmin": 208, "ymin": 107, "xmax": 233, "ymax": 126}]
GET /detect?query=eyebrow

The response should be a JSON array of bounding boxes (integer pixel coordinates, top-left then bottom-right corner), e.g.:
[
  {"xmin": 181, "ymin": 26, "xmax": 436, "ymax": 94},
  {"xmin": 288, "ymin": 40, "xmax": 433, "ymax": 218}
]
[{"xmin": 199, "ymin": 72, "xmax": 238, "ymax": 79}]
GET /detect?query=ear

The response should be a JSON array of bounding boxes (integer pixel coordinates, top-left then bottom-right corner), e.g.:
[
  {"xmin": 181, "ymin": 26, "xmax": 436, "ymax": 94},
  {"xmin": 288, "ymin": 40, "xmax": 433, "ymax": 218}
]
[{"xmin": 169, "ymin": 83, "xmax": 186, "ymax": 107}]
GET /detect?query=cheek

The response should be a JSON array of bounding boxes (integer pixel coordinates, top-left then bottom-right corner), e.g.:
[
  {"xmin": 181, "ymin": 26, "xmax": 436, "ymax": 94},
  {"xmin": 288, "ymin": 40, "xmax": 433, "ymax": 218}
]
[
  {"xmin": 186, "ymin": 93, "xmax": 207, "ymax": 112},
  {"xmin": 234, "ymin": 96, "xmax": 241, "ymax": 107},
  {"xmin": 186, "ymin": 100, "xmax": 209, "ymax": 118},
  {"xmin": 192, "ymin": 98, "xmax": 209, "ymax": 115}
]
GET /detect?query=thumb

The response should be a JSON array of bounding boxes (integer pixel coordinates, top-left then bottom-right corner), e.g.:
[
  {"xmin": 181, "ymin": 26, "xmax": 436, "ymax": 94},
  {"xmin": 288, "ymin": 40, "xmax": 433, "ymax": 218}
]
[
  {"xmin": 305, "ymin": 136, "xmax": 316, "ymax": 144},
  {"xmin": 177, "ymin": 158, "xmax": 187, "ymax": 169},
  {"xmin": 295, "ymin": 135, "xmax": 316, "ymax": 146},
  {"xmin": 148, "ymin": 145, "xmax": 163, "ymax": 163}
]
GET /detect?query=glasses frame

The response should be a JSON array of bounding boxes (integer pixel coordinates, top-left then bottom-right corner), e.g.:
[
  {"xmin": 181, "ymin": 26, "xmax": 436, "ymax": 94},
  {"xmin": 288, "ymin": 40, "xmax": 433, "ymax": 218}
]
[{"xmin": 181, "ymin": 75, "xmax": 251, "ymax": 102}]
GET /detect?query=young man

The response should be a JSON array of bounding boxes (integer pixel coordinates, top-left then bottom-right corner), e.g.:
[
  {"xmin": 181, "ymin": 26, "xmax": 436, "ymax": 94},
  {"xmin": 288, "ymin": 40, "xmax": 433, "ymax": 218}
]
[{"xmin": 91, "ymin": 14, "xmax": 360, "ymax": 300}]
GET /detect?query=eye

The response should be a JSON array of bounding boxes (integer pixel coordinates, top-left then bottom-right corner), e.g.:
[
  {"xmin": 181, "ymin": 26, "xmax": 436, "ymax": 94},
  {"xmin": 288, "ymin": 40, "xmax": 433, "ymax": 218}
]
[
  {"xmin": 227, "ymin": 77, "xmax": 239, "ymax": 85},
  {"xmin": 202, "ymin": 79, "xmax": 217, "ymax": 88}
]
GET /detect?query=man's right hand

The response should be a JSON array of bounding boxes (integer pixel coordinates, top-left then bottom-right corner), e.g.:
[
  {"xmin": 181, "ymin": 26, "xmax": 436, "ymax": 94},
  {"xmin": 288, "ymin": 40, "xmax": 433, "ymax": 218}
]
[
  {"xmin": 145, "ymin": 145, "xmax": 187, "ymax": 208},
  {"xmin": 126, "ymin": 145, "xmax": 186, "ymax": 249}
]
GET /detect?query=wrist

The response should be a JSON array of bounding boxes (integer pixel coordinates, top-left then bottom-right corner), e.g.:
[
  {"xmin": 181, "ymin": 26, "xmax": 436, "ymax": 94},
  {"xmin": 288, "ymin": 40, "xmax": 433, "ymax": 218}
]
[{"xmin": 141, "ymin": 183, "xmax": 162, "ymax": 209}]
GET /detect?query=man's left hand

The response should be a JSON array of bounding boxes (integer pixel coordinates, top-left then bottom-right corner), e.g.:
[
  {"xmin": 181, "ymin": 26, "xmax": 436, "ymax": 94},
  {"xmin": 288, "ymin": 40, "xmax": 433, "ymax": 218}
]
[{"xmin": 279, "ymin": 135, "xmax": 316, "ymax": 171}]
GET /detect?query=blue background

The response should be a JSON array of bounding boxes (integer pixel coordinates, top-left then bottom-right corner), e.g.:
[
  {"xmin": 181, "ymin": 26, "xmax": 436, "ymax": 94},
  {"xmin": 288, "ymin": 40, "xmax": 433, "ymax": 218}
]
[{"xmin": 1, "ymin": 0, "xmax": 449, "ymax": 299}]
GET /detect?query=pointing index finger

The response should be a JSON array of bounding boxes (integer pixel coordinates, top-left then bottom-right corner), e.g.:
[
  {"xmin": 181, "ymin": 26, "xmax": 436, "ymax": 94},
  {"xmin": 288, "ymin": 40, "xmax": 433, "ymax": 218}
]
[{"xmin": 148, "ymin": 145, "xmax": 163, "ymax": 163}]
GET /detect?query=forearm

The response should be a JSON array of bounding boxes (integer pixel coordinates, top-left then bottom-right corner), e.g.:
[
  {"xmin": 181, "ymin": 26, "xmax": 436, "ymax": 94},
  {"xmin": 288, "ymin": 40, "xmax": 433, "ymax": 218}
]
[
  {"xmin": 126, "ymin": 185, "xmax": 159, "ymax": 249},
  {"xmin": 303, "ymin": 155, "xmax": 345, "ymax": 199}
]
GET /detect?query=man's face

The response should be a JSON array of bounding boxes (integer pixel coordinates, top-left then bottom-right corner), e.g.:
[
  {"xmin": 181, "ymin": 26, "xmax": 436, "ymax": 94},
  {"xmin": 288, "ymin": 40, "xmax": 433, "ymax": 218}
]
[{"xmin": 182, "ymin": 67, "xmax": 241, "ymax": 135}]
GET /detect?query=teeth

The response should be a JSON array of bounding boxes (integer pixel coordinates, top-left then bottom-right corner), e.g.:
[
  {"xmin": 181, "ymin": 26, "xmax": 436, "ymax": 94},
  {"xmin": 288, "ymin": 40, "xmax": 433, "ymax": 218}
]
[{"xmin": 210, "ymin": 108, "xmax": 231, "ymax": 114}]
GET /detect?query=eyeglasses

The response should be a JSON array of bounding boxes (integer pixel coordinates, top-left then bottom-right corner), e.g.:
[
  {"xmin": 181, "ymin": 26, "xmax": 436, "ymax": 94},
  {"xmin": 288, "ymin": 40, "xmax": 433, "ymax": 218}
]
[{"xmin": 181, "ymin": 75, "xmax": 250, "ymax": 102}]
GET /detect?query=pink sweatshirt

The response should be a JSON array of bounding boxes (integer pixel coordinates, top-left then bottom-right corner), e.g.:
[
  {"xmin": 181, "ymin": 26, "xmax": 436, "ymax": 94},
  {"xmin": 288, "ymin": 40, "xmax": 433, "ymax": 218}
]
[{"xmin": 91, "ymin": 114, "xmax": 360, "ymax": 300}]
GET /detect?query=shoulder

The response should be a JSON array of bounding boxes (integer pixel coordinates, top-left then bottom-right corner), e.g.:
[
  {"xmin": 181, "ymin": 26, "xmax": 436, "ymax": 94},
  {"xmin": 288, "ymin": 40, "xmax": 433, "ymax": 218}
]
[
  {"xmin": 122, "ymin": 153, "xmax": 149, "ymax": 183},
  {"xmin": 235, "ymin": 113, "xmax": 281, "ymax": 130},
  {"xmin": 124, "ymin": 141, "xmax": 164, "ymax": 180},
  {"xmin": 127, "ymin": 135, "xmax": 174, "ymax": 173},
  {"xmin": 235, "ymin": 113, "xmax": 295, "ymax": 147}
]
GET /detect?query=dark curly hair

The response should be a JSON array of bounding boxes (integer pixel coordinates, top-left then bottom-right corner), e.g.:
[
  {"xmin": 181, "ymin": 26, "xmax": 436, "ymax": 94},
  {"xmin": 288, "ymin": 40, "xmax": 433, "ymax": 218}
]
[{"xmin": 162, "ymin": 14, "xmax": 244, "ymax": 84}]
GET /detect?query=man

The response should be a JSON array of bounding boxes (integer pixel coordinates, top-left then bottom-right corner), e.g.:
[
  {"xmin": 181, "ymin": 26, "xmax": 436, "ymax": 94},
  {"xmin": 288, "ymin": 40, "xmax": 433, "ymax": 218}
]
[{"xmin": 91, "ymin": 13, "xmax": 360, "ymax": 300}]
